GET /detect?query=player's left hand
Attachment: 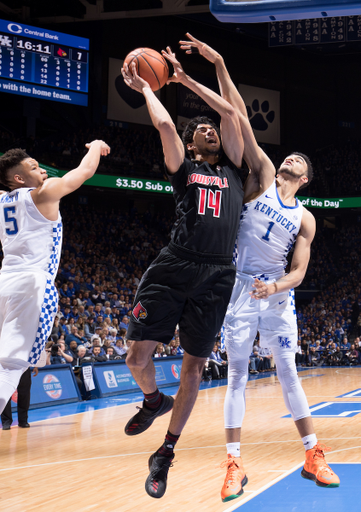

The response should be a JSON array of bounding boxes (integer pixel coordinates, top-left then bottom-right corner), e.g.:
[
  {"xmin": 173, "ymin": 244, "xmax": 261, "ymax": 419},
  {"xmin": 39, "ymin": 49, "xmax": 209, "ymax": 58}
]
[
  {"xmin": 249, "ymin": 278, "xmax": 270, "ymax": 300},
  {"xmin": 32, "ymin": 367, "xmax": 39, "ymax": 377},
  {"xmin": 179, "ymin": 33, "xmax": 220, "ymax": 64},
  {"xmin": 85, "ymin": 140, "xmax": 111, "ymax": 156},
  {"xmin": 161, "ymin": 47, "xmax": 187, "ymax": 84}
]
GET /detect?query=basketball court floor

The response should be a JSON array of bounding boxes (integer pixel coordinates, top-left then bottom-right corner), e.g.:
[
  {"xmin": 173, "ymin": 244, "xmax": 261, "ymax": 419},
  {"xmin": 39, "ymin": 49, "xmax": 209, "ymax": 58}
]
[{"xmin": 1, "ymin": 367, "xmax": 360, "ymax": 512}]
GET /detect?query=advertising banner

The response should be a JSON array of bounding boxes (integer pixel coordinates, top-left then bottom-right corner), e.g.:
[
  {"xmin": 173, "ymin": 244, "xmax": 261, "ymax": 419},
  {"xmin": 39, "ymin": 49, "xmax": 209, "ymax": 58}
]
[
  {"xmin": 176, "ymin": 74, "xmax": 219, "ymax": 131},
  {"xmin": 1, "ymin": 153, "xmax": 359, "ymax": 206},
  {"xmin": 93, "ymin": 359, "xmax": 183, "ymax": 397},
  {"xmin": 238, "ymin": 84, "xmax": 280, "ymax": 145},
  {"xmin": 10, "ymin": 365, "xmax": 81, "ymax": 410},
  {"xmin": 107, "ymin": 57, "xmax": 161, "ymax": 126}
]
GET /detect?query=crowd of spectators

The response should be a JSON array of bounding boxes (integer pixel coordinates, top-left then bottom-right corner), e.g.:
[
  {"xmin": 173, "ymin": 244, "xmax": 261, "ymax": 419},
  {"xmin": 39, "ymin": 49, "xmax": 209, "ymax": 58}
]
[{"xmin": 1, "ymin": 126, "xmax": 361, "ymax": 196}]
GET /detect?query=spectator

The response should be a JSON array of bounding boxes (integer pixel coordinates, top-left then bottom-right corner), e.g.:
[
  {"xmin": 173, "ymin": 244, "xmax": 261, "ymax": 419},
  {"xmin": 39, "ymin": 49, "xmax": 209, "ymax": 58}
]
[
  {"xmin": 153, "ymin": 343, "xmax": 167, "ymax": 358},
  {"xmin": 345, "ymin": 344, "xmax": 359, "ymax": 366},
  {"xmin": 84, "ymin": 316, "xmax": 96, "ymax": 340},
  {"xmin": 92, "ymin": 346, "xmax": 107, "ymax": 362},
  {"xmin": 295, "ymin": 340, "xmax": 305, "ymax": 366},
  {"xmin": 250, "ymin": 345, "xmax": 263, "ymax": 372},
  {"xmin": 65, "ymin": 326, "xmax": 84, "ymax": 347},
  {"xmin": 50, "ymin": 316, "xmax": 62, "ymax": 342},
  {"xmin": 308, "ymin": 346, "xmax": 322, "ymax": 367},
  {"xmin": 209, "ymin": 344, "xmax": 227, "ymax": 378},
  {"xmin": 106, "ymin": 346, "xmax": 121, "ymax": 360},
  {"xmin": 113, "ymin": 339, "xmax": 127, "ymax": 357}
]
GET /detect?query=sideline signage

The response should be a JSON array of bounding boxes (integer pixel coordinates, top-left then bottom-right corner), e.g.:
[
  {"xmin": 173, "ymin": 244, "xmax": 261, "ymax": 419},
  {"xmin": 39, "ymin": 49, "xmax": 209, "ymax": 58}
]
[
  {"xmin": 297, "ymin": 196, "xmax": 361, "ymax": 209},
  {"xmin": 10, "ymin": 364, "xmax": 81, "ymax": 410},
  {"xmin": 92, "ymin": 358, "xmax": 183, "ymax": 397}
]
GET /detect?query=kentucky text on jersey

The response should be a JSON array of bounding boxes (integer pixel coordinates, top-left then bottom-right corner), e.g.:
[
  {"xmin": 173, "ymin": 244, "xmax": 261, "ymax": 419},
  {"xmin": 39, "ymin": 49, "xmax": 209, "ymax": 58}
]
[
  {"xmin": 254, "ymin": 200, "xmax": 297, "ymax": 234},
  {"xmin": 186, "ymin": 173, "xmax": 229, "ymax": 189},
  {"xmin": 0, "ymin": 191, "xmax": 19, "ymax": 203}
]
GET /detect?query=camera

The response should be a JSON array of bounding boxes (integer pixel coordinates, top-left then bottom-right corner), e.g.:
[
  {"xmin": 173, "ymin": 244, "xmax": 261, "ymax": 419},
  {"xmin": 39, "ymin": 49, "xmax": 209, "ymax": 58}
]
[{"xmin": 51, "ymin": 343, "xmax": 59, "ymax": 356}]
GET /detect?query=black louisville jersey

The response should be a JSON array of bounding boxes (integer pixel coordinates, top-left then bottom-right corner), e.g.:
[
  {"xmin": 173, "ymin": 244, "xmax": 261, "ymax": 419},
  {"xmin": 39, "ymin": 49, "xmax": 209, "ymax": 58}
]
[{"xmin": 168, "ymin": 156, "xmax": 244, "ymax": 257}]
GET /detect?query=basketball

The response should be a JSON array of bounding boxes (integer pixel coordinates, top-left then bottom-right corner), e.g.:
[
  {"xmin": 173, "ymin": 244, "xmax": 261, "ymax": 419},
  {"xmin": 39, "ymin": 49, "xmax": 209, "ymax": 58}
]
[{"xmin": 124, "ymin": 48, "xmax": 169, "ymax": 92}]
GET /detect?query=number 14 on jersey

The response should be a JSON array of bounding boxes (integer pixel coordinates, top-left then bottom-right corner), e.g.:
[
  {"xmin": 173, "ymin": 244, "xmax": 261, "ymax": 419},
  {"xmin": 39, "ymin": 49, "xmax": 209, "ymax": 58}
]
[{"xmin": 198, "ymin": 188, "xmax": 222, "ymax": 218}]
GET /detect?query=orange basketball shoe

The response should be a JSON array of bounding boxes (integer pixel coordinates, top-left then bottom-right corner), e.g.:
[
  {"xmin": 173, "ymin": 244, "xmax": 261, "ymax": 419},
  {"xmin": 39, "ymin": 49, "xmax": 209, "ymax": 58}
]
[
  {"xmin": 220, "ymin": 454, "xmax": 248, "ymax": 502},
  {"xmin": 301, "ymin": 442, "xmax": 340, "ymax": 487}
]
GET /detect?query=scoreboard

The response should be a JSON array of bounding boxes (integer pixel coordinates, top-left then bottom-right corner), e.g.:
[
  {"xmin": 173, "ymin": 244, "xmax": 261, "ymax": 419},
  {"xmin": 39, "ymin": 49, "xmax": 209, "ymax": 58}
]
[
  {"xmin": 0, "ymin": 19, "xmax": 89, "ymax": 106},
  {"xmin": 210, "ymin": 0, "xmax": 361, "ymax": 23}
]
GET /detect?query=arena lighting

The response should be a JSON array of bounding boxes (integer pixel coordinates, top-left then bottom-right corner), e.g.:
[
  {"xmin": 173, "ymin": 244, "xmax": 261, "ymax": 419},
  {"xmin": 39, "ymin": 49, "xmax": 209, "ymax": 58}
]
[{"xmin": 210, "ymin": 0, "xmax": 361, "ymax": 23}]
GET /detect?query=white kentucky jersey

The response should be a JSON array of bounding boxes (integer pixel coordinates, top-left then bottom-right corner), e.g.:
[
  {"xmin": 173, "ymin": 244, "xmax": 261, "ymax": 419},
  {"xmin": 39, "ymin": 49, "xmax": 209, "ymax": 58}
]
[
  {"xmin": 0, "ymin": 188, "xmax": 62, "ymax": 279},
  {"xmin": 235, "ymin": 180, "xmax": 303, "ymax": 276}
]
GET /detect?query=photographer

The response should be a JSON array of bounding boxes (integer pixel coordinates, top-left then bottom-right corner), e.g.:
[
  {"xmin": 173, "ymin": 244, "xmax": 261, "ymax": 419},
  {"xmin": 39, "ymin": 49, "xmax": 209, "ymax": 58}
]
[
  {"xmin": 50, "ymin": 340, "xmax": 74, "ymax": 365},
  {"xmin": 106, "ymin": 346, "xmax": 122, "ymax": 361}
]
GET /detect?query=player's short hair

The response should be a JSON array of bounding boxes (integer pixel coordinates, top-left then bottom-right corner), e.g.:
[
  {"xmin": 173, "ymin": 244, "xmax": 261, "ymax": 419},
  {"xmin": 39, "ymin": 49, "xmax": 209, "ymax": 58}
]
[
  {"xmin": 182, "ymin": 116, "xmax": 221, "ymax": 159},
  {"xmin": 0, "ymin": 148, "xmax": 30, "ymax": 188},
  {"xmin": 292, "ymin": 152, "xmax": 313, "ymax": 190}
]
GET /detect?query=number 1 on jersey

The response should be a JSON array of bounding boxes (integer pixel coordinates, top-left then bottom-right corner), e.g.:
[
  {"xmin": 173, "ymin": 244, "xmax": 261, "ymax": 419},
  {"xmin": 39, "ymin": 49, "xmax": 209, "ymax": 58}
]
[
  {"xmin": 198, "ymin": 188, "xmax": 222, "ymax": 218},
  {"xmin": 262, "ymin": 221, "xmax": 275, "ymax": 242}
]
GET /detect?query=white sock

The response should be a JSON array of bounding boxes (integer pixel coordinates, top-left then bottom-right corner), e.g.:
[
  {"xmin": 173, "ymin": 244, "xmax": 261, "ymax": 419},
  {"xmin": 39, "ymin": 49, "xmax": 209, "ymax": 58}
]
[
  {"xmin": 302, "ymin": 434, "xmax": 318, "ymax": 451},
  {"xmin": 0, "ymin": 362, "xmax": 27, "ymax": 415},
  {"xmin": 226, "ymin": 442, "xmax": 241, "ymax": 457}
]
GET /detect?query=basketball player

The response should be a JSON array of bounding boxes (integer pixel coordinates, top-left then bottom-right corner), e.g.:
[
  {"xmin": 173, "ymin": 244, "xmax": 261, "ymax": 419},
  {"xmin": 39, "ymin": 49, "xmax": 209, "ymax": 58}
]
[
  {"xmin": 180, "ymin": 34, "xmax": 340, "ymax": 501},
  {"xmin": 121, "ymin": 48, "xmax": 244, "ymax": 498},
  {"xmin": 0, "ymin": 140, "xmax": 110, "ymax": 418}
]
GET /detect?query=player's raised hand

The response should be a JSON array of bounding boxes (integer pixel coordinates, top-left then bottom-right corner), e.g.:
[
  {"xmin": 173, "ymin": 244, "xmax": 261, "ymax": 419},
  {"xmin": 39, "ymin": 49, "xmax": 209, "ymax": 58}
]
[
  {"xmin": 161, "ymin": 47, "xmax": 187, "ymax": 84},
  {"xmin": 85, "ymin": 140, "xmax": 111, "ymax": 156},
  {"xmin": 249, "ymin": 278, "xmax": 270, "ymax": 300},
  {"xmin": 179, "ymin": 33, "xmax": 220, "ymax": 64},
  {"xmin": 121, "ymin": 62, "xmax": 151, "ymax": 93}
]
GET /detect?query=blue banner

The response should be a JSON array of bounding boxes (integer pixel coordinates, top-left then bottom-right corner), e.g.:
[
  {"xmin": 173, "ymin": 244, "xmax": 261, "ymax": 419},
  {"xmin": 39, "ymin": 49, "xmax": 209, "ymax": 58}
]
[
  {"xmin": 0, "ymin": 78, "xmax": 88, "ymax": 105},
  {"xmin": 92, "ymin": 358, "xmax": 183, "ymax": 397},
  {"xmin": 0, "ymin": 19, "xmax": 89, "ymax": 49},
  {"xmin": 10, "ymin": 365, "xmax": 81, "ymax": 410}
]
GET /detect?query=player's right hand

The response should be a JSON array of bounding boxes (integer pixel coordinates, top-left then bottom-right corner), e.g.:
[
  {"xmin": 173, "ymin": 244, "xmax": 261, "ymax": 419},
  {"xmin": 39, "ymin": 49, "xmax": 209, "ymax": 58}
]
[
  {"xmin": 179, "ymin": 33, "xmax": 220, "ymax": 64},
  {"xmin": 121, "ymin": 62, "xmax": 151, "ymax": 93},
  {"xmin": 85, "ymin": 140, "xmax": 111, "ymax": 156}
]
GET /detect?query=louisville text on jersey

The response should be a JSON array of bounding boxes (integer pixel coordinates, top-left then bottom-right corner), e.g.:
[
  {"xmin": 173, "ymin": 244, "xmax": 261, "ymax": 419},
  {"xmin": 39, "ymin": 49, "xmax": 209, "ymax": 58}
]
[{"xmin": 186, "ymin": 173, "xmax": 229, "ymax": 189}]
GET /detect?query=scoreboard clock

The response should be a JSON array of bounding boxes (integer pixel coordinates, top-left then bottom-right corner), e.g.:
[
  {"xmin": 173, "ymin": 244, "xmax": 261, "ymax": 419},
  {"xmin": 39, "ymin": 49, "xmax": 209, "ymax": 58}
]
[
  {"xmin": 0, "ymin": 18, "xmax": 89, "ymax": 106},
  {"xmin": 210, "ymin": 0, "xmax": 361, "ymax": 23}
]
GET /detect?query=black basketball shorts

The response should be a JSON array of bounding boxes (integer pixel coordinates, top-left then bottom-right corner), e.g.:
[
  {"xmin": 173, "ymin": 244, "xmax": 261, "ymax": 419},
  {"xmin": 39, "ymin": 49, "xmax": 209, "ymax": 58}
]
[{"xmin": 127, "ymin": 245, "xmax": 236, "ymax": 358}]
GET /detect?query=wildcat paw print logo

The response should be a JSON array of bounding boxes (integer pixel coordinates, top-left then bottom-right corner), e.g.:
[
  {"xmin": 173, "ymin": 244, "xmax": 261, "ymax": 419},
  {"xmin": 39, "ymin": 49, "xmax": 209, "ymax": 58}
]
[{"xmin": 247, "ymin": 100, "xmax": 275, "ymax": 131}]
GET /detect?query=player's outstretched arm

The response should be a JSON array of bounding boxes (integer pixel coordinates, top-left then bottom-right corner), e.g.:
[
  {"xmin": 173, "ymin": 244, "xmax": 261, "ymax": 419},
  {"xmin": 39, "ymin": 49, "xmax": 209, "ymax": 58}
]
[
  {"xmin": 162, "ymin": 47, "xmax": 243, "ymax": 167},
  {"xmin": 250, "ymin": 209, "xmax": 316, "ymax": 300},
  {"xmin": 180, "ymin": 33, "xmax": 248, "ymax": 119},
  {"xmin": 33, "ymin": 140, "xmax": 110, "ymax": 207},
  {"xmin": 121, "ymin": 62, "xmax": 184, "ymax": 174},
  {"xmin": 180, "ymin": 34, "xmax": 274, "ymax": 185}
]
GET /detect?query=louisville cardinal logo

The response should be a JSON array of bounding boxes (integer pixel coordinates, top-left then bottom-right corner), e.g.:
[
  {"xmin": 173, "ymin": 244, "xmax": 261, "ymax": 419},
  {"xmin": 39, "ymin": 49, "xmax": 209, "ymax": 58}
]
[{"xmin": 132, "ymin": 301, "xmax": 148, "ymax": 321}]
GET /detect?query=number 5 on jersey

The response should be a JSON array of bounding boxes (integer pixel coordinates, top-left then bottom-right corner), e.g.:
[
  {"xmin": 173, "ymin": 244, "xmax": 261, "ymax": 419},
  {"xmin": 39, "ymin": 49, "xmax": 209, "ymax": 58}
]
[
  {"xmin": 198, "ymin": 188, "xmax": 222, "ymax": 218},
  {"xmin": 4, "ymin": 206, "xmax": 19, "ymax": 235}
]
